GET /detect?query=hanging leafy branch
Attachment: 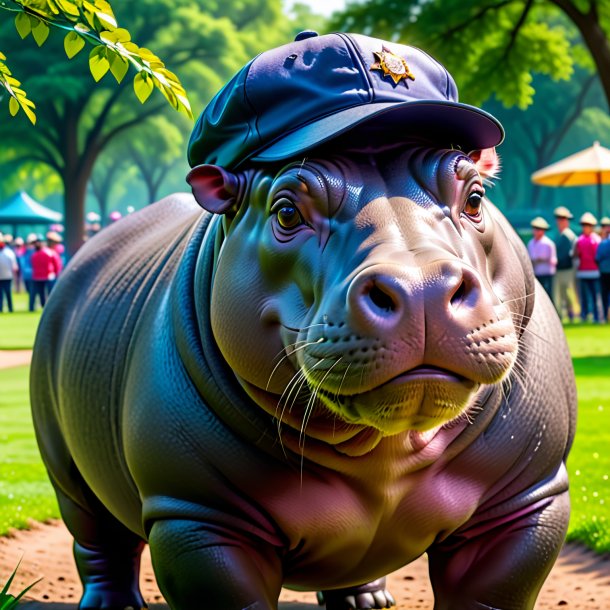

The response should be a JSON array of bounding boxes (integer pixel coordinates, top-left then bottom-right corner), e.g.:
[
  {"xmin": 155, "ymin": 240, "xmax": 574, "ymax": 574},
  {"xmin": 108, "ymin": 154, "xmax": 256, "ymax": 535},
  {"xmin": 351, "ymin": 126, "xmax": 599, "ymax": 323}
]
[{"xmin": 0, "ymin": 0, "xmax": 193, "ymax": 124}]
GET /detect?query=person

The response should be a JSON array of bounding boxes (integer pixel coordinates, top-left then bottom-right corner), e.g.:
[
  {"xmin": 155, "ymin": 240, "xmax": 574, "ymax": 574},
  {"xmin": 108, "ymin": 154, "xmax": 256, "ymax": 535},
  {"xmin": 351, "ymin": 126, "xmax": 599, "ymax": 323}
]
[
  {"xmin": 11, "ymin": 236, "xmax": 26, "ymax": 292},
  {"xmin": 0, "ymin": 233, "xmax": 18, "ymax": 313},
  {"xmin": 574, "ymin": 212, "xmax": 602, "ymax": 322},
  {"xmin": 20, "ymin": 233, "xmax": 37, "ymax": 298},
  {"xmin": 552, "ymin": 206, "xmax": 578, "ymax": 322},
  {"xmin": 30, "ymin": 235, "xmax": 61, "ymax": 311},
  {"xmin": 45, "ymin": 230, "xmax": 65, "ymax": 293},
  {"xmin": 527, "ymin": 216, "xmax": 557, "ymax": 298},
  {"xmin": 596, "ymin": 216, "xmax": 610, "ymax": 322}
]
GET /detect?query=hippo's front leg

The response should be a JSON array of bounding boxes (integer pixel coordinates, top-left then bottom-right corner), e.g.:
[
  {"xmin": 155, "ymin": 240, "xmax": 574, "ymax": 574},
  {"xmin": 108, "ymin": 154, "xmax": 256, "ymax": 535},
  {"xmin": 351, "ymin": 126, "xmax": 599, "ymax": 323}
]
[
  {"xmin": 148, "ymin": 519, "xmax": 283, "ymax": 610},
  {"xmin": 427, "ymin": 492, "xmax": 570, "ymax": 610}
]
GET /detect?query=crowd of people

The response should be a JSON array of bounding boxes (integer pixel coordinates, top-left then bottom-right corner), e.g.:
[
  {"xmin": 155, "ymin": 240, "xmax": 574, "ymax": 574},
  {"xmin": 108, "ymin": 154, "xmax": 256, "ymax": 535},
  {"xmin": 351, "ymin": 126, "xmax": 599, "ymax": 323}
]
[
  {"xmin": 0, "ymin": 231, "xmax": 64, "ymax": 313},
  {"xmin": 527, "ymin": 207, "xmax": 610, "ymax": 323}
]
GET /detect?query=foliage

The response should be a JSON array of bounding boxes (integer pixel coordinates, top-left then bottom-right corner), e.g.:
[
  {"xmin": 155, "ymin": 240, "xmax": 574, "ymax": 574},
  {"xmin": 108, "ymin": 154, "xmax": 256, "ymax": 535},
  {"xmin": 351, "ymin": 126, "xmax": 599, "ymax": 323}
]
[
  {"xmin": 0, "ymin": 560, "xmax": 41, "ymax": 610},
  {"xmin": 0, "ymin": 0, "xmax": 294, "ymax": 256},
  {"xmin": 0, "ymin": 0, "xmax": 192, "ymax": 123},
  {"xmin": 331, "ymin": 0, "xmax": 603, "ymax": 109}
]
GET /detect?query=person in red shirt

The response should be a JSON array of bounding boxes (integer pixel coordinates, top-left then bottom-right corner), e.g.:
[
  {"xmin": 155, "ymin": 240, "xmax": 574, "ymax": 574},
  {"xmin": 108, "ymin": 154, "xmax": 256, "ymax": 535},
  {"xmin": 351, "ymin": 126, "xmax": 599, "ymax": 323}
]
[{"xmin": 30, "ymin": 235, "xmax": 62, "ymax": 311}]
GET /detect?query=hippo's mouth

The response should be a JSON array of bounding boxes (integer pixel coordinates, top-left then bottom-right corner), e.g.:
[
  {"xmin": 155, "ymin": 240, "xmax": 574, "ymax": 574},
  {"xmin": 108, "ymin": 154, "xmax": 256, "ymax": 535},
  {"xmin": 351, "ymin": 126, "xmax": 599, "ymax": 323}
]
[
  {"xmin": 384, "ymin": 365, "xmax": 468, "ymax": 385},
  {"xmin": 316, "ymin": 364, "xmax": 479, "ymax": 434}
]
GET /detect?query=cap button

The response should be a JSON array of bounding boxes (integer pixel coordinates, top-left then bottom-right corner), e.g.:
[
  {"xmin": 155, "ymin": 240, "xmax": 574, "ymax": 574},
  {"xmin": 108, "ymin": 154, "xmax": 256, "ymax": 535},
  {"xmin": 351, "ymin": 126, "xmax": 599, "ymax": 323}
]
[{"xmin": 294, "ymin": 30, "xmax": 319, "ymax": 41}]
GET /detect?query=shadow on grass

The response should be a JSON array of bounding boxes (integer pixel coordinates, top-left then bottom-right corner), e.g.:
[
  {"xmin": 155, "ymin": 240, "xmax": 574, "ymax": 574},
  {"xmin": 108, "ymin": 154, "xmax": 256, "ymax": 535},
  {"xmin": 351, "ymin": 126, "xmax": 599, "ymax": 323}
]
[{"xmin": 571, "ymin": 356, "xmax": 610, "ymax": 377}]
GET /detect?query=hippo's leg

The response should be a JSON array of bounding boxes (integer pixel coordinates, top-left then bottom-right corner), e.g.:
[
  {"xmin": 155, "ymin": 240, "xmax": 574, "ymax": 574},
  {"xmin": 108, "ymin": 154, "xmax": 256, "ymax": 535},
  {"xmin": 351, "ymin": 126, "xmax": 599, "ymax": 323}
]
[
  {"xmin": 54, "ymin": 486, "xmax": 146, "ymax": 610},
  {"xmin": 318, "ymin": 577, "xmax": 396, "ymax": 610},
  {"xmin": 427, "ymin": 492, "xmax": 570, "ymax": 610},
  {"xmin": 148, "ymin": 518, "xmax": 283, "ymax": 610}
]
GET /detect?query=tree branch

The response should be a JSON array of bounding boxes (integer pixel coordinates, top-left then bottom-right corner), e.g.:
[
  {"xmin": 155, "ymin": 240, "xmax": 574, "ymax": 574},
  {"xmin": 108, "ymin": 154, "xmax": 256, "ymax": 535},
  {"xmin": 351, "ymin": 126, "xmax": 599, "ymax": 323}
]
[
  {"xmin": 94, "ymin": 102, "xmax": 166, "ymax": 157},
  {"xmin": 501, "ymin": 0, "xmax": 534, "ymax": 61},
  {"xmin": 541, "ymin": 73, "xmax": 596, "ymax": 162},
  {"xmin": 431, "ymin": 0, "xmax": 516, "ymax": 42}
]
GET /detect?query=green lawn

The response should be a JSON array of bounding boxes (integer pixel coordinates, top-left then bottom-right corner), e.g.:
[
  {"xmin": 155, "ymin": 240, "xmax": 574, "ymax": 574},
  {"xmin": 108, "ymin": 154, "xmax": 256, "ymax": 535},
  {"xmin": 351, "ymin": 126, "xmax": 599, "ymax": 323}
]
[
  {"xmin": 0, "ymin": 293, "xmax": 42, "ymax": 350},
  {"xmin": 0, "ymin": 366, "xmax": 59, "ymax": 532},
  {"xmin": 1, "ymin": 313, "xmax": 610, "ymax": 552}
]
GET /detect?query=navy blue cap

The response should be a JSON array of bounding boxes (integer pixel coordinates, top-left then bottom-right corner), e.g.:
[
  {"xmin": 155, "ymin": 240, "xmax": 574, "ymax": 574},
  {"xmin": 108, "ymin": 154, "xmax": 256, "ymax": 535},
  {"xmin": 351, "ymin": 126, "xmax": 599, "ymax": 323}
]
[{"xmin": 188, "ymin": 32, "xmax": 504, "ymax": 169}]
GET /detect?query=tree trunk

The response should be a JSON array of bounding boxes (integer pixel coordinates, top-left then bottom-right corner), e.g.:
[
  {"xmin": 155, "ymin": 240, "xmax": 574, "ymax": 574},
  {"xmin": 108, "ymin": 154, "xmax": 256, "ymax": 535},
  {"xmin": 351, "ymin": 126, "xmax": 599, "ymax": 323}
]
[
  {"xmin": 63, "ymin": 170, "xmax": 89, "ymax": 260},
  {"xmin": 552, "ymin": 0, "xmax": 610, "ymax": 110}
]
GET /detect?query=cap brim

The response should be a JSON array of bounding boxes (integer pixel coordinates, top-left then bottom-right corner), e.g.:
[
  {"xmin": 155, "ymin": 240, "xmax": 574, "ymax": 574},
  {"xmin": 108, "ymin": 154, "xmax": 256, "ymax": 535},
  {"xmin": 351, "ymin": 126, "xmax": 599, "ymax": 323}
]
[{"xmin": 250, "ymin": 100, "xmax": 504, "ymax": 164}]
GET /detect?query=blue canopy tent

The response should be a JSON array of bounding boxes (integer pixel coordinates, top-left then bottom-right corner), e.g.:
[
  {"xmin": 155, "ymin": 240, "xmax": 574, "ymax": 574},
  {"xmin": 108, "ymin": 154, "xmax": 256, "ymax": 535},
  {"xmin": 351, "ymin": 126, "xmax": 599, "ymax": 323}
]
[{"xmin": 0, "ymin": 191, "xmax": 62, "ymax": 236}]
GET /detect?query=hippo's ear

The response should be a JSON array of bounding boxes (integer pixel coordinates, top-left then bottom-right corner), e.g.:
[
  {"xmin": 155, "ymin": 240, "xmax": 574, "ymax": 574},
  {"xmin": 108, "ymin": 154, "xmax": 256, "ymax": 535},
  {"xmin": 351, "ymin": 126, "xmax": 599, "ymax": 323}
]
[
  {"xmin": 468, "ymin": 148, "xmax": 500, "ymax": 180},
  {"xmin": 186, "ymin": 164, "xmax": 239, "ymax": 214}
]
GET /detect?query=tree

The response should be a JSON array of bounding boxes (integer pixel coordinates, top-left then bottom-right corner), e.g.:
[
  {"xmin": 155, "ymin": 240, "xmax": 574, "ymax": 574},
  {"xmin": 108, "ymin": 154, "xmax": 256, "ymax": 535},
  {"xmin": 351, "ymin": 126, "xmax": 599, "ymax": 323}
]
[
  {"xmin": 123, "ymin": 115, "xmax": 184, "ymax": 205},
  {"xmin": 0, "ymin": 0, "xmax": 291, "ymax": 256},
  {"xmin": 0, "ymin": 0, "xmax": 191, "ymax": 123},
  {"xmin": 331, "ymin": 0, "xmax": 609, "ymax": 110}
]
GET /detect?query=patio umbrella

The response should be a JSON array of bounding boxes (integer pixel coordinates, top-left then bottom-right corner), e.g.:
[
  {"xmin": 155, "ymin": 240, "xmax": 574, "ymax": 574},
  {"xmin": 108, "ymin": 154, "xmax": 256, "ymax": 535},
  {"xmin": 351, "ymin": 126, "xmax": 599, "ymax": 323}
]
[{"xmin": 531, "ymin": 141, "xmax": 610, "ymax": 220}]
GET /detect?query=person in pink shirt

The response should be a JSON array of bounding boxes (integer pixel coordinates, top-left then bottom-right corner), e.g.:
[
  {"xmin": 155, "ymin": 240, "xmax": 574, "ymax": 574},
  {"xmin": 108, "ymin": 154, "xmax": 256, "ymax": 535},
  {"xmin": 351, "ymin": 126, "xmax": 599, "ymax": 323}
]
[
  {"xmin": 574, "ymin": 212, "xmax": 602, "ymax": 322},
  {"xmin": 29, "ymin": 235, "xmax": 62, "ymax": 311}
]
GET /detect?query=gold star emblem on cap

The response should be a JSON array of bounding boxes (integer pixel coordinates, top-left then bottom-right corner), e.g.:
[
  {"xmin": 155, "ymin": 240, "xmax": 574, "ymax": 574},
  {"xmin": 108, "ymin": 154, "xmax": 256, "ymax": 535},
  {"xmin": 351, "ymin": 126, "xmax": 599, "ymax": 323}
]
[{"xmin": 370, "ymin": 46, "xmax": 415, "ymax": 85}]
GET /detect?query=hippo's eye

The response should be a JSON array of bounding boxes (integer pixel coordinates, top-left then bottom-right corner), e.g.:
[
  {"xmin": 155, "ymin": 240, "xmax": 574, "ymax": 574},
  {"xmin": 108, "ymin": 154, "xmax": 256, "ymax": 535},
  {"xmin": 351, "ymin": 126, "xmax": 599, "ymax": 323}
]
[
  {"xmin": 464, "ymin": 191, "xmax": 484, "ymax": 221},
  {"xmin": 274, "ymin": 199, "xmax": 304, "ymax": 230}
]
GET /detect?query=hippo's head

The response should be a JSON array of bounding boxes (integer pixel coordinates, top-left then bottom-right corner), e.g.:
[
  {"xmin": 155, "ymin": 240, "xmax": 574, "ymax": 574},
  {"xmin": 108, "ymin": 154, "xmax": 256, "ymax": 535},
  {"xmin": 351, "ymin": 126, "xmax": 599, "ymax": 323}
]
[{"xmin": 186, "ymin": 32, "xmax": 533, "ymax": 454}]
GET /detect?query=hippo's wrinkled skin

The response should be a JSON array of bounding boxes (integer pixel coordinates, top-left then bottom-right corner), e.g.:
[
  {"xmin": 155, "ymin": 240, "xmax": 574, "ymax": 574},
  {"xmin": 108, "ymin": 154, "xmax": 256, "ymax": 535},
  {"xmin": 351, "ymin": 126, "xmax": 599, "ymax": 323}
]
[{"xmin": 31, "ymin": 145, "xmax": 576, "ymax": 610}]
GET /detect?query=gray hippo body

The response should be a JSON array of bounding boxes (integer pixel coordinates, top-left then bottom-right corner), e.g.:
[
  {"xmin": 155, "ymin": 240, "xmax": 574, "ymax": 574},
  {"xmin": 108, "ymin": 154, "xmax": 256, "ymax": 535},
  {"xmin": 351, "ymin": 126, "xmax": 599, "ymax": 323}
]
[{"xmin": 31, "ymin": 146, "xmax": 576, "ymax": 610}]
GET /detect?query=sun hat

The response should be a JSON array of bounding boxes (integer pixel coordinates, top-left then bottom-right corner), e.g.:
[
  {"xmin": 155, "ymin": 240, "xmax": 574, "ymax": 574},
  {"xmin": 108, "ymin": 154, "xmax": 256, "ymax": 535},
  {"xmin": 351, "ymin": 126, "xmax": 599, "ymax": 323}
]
[
  {"xmin": 530, "ymin": 216, "xmax": 550, "ymax": 230},
  {"xmin": 580, "ymin": 212, "xmax": 598, "ymax": 226},
  {"xmin": 187, "ymin": 31, "xmax": 504, "ymax": 170},
  {"xmin": 600, "ymin": 216, "xmax": 610, "ymax": 226},
  {"xmin": 553, "ymin": 206, "xmax": 573, "ymax": 219},
  {"xmin": 46, "ymin": 230, "xmax": 62, "ymax": 243}
]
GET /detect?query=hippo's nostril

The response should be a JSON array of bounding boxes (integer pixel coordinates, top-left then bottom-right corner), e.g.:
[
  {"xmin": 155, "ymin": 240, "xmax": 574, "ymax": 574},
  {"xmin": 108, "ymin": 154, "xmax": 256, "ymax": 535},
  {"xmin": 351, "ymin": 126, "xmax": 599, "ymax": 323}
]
[
  {"xmin": 450, "ymin": 280, "xmax": 467, "ymax": 307},
  {"xmin": 368, "ymin": 283, "xmax": 396, "ymax": 313}
]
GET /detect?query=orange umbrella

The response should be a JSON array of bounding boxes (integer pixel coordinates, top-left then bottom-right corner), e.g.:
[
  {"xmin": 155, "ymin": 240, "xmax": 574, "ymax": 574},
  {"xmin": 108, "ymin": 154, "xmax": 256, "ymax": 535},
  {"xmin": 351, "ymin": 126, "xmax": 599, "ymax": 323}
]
[{"xmin": 531, "ymin": 141, "xmax": 610, "ymax": 219}]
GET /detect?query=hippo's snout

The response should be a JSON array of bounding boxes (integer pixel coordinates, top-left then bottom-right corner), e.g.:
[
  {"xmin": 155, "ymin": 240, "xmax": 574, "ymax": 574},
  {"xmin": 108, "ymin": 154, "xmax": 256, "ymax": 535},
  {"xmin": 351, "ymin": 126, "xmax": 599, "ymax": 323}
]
[{"xmin": 346, "ymin": 260, "xmax": 486, "ymax": 337}]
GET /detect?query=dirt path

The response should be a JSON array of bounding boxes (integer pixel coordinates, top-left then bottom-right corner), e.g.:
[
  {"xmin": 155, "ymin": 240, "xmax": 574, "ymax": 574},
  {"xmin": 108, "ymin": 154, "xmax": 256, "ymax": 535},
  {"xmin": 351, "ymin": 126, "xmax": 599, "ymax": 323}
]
[
  {"xmin": 0, "ymin": 349, "xmax": 32, "ymax": 369},
  {"xmin": 2, "ymin": 350, "xmax": 609, "ymax": 608},
  {"xmin": 0, "ymin": 519, "xmax": 607, "ymax": 610}
]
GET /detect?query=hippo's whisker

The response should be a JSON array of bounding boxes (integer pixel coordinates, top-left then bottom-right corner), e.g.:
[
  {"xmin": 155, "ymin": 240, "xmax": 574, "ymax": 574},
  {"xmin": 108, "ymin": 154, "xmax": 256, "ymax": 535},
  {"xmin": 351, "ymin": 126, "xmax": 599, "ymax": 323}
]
[
  {"xmin": 266, "ymin": 339, "xmax": 324, "ymax": 391},
  {"xmin": 500, "ymin": 292, "xmax": 535, "ymax": 305},
  {"xmin": 335, "ymin": 362, "xmax": 353, "ymax": 402},
  {"xmin": 299, "ymin": 358, "xmax": 343, "ymax": 448}
]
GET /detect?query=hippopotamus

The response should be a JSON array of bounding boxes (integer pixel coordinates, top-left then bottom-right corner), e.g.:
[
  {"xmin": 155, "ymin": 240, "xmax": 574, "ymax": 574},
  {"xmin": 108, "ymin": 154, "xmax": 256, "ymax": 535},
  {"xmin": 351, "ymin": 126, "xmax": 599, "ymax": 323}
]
[{"xmin": 30, "ymin": 32, "xmax": 576, "ymax": 610}]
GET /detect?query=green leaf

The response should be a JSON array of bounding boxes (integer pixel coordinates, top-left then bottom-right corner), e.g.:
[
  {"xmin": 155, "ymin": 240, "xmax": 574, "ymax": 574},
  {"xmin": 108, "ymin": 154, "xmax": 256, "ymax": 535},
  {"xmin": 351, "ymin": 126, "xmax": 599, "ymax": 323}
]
[
  {"xmin": 108, "ymin": 51, "xmax": 128, "ymax": 83},
  {"xmin": 64, "ymin": 30, "xmax": 85, "ymax": 59},
  {"xmin": 133, "ymin": 71, "xmax": 153, "ymax": 103},
  {"xmin": 89, "ymin": 46, "xmax": 110, "ymax": 81},
  {"xmin": 32, "ymin": 20, "xmax": 50, "ymax": 47},
  {"xmin": 14, "ymin": 12, "xmax": 32, "ymax": 39},
  {"xmin": 95, "ymin": 11, "xmax": 117, "ymax": 29},
  {"xmin": 8, "ymin": 96, "xmax": 19, "ymax": 117}
]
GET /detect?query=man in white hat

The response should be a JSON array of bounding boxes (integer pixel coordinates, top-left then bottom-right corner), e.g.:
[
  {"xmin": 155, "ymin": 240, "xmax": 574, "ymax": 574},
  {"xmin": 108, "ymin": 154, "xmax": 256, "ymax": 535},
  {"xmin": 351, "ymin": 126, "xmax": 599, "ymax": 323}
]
[
  {"xmin": 595, "ymin": 217, "xmax": 610, "ymax": 322},
  {"xmin": 552, "ymin": 206, "xmax": 577, "ymax": 322},
  {"xmin": 574, "ymin": 212, "xmax": 602, "ymax": 322},
  {"xmin": 527, "ymin": 216, "xmax": 557, "ymax": 298}
]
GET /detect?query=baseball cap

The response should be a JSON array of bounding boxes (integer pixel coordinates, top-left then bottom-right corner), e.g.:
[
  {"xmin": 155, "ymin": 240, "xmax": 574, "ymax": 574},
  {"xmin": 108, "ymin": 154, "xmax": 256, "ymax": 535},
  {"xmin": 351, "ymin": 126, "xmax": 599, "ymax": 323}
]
[{"xmin": 188, "ymin": 32, "xmax": 504, "ymax": 170}]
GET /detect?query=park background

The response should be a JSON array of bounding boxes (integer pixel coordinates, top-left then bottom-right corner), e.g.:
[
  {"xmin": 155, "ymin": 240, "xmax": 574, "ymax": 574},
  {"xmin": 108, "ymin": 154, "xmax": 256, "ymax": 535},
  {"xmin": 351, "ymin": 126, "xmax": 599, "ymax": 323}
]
[{"xmin": 0, "ymin": 0, "xmax": 610, "ymax": 588}]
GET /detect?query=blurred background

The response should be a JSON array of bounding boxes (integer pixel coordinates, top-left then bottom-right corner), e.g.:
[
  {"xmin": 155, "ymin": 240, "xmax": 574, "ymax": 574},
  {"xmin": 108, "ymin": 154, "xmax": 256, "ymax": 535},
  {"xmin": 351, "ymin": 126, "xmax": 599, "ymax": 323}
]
[{"xmin": 0, "ymin": 0, "xmax": 609, "ymax": 252}]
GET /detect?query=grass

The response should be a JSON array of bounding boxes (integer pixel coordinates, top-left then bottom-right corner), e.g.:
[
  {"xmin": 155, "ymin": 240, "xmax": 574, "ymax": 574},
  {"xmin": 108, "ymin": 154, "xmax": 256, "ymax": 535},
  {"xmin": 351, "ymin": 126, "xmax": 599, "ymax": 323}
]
[
  {"xmin": 0, "ymin": 311, "xmax": 610, "ymax": 552},
  {"xmin": 0, "ymin": 293, "xmax": 42, "ymax": 350},
  {"xmin": 0, "ymin": 366, "xmax": 59, "ymax": 533}
]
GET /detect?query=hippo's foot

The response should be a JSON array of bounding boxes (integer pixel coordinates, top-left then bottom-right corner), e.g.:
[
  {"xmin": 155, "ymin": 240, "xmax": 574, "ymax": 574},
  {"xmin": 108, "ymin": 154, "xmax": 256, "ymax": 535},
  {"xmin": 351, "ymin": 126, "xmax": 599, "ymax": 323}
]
[
  {"xmin": 80, "ymin": 581, "xmax": 146, "ymax": 610},
  {"xmin": 318, "ymin": 577, "xmax": 396, "ymax": 610}
]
